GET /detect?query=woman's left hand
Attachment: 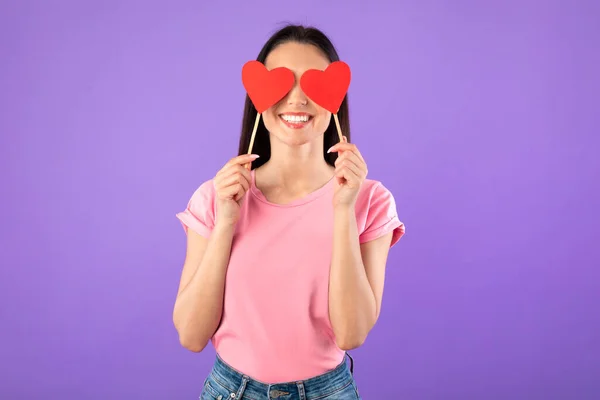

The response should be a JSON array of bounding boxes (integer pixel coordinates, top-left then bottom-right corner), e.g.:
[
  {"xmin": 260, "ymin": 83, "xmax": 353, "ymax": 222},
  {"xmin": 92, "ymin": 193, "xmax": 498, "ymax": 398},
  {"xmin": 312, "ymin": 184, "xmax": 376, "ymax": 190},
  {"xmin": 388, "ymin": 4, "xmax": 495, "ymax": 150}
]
[{"xmin": 328, "ymin": 136, "xmax": 368, "ymax": 208}]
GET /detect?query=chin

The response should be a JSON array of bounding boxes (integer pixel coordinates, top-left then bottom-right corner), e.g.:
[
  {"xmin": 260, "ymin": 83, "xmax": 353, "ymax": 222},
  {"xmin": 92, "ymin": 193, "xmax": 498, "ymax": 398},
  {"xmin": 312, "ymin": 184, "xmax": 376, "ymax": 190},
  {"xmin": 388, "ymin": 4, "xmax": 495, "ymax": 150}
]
[{"xmin": 277, "ymin": 132, "xmax": 315, "ymax": 147}]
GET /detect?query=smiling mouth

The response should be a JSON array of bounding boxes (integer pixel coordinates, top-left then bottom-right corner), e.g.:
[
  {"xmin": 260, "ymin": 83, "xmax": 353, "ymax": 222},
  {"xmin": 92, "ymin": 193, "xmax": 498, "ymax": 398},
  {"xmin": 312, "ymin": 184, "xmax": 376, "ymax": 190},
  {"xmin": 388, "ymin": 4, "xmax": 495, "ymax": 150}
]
[{"xmin": 279, "ymin": 113, "xmax": 313, "ymax": 129}]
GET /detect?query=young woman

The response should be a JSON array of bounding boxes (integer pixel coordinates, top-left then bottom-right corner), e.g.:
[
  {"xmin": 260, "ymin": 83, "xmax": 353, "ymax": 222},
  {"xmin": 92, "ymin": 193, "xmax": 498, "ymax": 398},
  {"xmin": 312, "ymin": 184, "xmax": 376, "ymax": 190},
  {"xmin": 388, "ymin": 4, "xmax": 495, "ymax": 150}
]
[{"xmin": 174, "ymin": 25, "xmax": 405, "ymax": 400}]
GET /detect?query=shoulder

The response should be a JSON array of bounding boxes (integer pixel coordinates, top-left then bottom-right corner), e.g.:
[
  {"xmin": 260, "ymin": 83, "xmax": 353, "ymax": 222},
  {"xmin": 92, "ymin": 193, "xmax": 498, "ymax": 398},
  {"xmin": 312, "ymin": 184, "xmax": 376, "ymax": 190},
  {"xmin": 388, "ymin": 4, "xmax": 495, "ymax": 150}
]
[
  {"xmin": 176, "ymin": 179, "xmax": 218, "ymax": 236},
  {"xmin": 355, "ymin": 178, "xmax": 405, "ymax": 246},
  {"xmin": 185, "ymin": 178, "xmax": 218, "ymax": 215},
  {"xmin": 356, "ymin": 179, "xmax": 397, "ymax": 209},
  {"xmin": 189, "ymin": 179, "xmax": 216, "ymax": 202}
]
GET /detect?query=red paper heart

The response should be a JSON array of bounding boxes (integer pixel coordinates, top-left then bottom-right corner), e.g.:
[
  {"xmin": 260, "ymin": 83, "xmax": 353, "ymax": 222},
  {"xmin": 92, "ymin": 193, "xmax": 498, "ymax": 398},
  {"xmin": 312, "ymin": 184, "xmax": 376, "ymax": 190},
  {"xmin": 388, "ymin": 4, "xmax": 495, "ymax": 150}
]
[
  {"xmin": 242, "ymin": 61, "xmax": 295, "ymax": 113},
  {"xmin": 300, "ymin": 61, "xmax": 351, "ymax": 113}
]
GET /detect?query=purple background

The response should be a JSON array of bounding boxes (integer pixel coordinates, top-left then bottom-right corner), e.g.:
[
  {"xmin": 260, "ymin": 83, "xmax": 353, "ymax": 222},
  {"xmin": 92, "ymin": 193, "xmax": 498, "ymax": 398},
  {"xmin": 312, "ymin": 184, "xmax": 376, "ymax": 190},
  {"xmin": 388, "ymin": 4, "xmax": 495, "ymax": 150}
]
[{"xmin": 1, "ymin": 1, "xmax": 599, "ymax": 399}]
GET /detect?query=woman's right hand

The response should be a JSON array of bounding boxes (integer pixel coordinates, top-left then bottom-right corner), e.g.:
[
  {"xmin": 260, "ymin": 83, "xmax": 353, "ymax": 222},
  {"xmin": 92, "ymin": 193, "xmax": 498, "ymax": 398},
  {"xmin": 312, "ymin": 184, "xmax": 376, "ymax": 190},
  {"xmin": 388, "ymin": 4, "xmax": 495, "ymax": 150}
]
[{"xmin": 213, "ymin": 154, "xmax": 259, "ymax": 226}]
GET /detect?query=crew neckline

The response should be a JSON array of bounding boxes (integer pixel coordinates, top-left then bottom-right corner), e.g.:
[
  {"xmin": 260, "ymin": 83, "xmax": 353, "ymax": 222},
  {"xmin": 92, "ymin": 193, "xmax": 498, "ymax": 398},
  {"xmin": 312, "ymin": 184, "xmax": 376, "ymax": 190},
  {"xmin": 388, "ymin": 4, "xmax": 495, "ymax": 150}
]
[{"xmin": 250, "ymin": 169, "xmax": 335, "ymax": 208}]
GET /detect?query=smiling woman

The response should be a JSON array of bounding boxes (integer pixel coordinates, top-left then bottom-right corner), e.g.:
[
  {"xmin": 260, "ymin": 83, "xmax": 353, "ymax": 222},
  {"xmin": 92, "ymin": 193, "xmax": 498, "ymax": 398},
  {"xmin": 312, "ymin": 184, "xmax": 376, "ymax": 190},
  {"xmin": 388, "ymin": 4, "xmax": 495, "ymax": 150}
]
[
  {"xmin": 173, "ymin": 24, "xmax": 405, "ymax": 400},
  {"xmin": 238, "ymin": 27, "xmax": 351, "ymax": 170}
]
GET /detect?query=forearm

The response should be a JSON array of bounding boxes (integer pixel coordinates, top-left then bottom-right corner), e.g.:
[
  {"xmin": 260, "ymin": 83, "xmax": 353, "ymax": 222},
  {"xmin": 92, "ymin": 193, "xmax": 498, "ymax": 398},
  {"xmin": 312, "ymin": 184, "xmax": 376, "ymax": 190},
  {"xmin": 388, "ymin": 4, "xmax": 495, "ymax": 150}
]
[
  {"xmin": 329, "ymin": 205, "xmax": 377, "ymax": 350},
  {"xmin": 173, "ymin": 223, "xmax": 235, "ymax": 351}
]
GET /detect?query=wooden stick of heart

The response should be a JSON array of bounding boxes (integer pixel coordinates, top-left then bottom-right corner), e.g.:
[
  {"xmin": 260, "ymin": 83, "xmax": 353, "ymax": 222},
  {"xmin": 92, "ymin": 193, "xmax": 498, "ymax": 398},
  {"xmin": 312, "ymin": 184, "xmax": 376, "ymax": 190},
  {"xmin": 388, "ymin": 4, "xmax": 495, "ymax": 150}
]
[
  {"xmin": 245, "ymin": 112, "xmax": 261, "ymax": 169},
  {"xmin": 333, "ymin": 113, "xmax": 344, "ymax": 143}
]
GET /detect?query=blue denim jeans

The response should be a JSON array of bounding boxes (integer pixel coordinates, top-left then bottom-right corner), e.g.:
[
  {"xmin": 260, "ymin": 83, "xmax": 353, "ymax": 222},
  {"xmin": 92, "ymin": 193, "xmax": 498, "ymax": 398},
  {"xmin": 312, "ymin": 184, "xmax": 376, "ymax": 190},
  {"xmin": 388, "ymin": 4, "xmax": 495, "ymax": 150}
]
[{"xmin": 200, "ymin": 353, "xmax": 360, "ymax": 400}]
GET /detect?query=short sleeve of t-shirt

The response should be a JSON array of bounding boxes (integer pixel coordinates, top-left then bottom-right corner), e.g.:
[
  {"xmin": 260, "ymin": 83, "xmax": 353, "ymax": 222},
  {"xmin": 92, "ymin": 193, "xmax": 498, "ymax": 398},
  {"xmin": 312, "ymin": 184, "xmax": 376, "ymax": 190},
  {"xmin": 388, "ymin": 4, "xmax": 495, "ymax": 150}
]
[
  {"xmin": 359, "ymin": 182, "xmax": 405, "ymax": 247},
  {"xmin": 175, "ymin": 180, "xmax": 216, "ymax": 238}
]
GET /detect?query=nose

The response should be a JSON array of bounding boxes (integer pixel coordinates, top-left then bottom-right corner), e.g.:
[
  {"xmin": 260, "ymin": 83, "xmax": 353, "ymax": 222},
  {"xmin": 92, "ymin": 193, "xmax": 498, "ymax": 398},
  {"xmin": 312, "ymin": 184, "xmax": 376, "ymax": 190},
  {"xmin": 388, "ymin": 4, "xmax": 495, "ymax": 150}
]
[{"xmin": 286, "ymin": 80, "xmax": 308, "ymax": 106}]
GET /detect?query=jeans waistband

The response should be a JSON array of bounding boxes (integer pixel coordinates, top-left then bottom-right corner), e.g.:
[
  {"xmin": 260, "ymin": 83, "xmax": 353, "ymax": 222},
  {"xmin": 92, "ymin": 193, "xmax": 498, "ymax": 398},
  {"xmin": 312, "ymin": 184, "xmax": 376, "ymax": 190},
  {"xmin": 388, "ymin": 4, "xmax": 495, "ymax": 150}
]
[{"xmin": 207, "ymin": 353, "xmax": 356, "ymax": 399}]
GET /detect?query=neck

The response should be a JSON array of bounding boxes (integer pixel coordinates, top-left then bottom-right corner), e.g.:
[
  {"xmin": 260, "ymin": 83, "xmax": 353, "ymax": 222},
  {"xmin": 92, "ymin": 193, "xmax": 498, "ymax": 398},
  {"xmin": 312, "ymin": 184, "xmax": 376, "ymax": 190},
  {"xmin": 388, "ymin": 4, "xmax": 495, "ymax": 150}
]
[{"xmin": 258, "ymin": 138, "xmax": 333, "ymax": 191}]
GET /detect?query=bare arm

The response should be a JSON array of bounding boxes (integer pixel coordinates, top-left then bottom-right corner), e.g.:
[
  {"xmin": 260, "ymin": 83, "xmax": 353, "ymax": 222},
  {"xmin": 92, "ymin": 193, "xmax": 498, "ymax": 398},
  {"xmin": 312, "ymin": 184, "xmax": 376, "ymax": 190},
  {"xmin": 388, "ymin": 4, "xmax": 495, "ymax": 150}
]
[
  {"xmin": 329, "ymin": 205, "xmax": 393, "ymax": 350},
  {"xmin": 172, "ymin": 223, "xmax": 235, "ymax": 352},
  {"xmin": 327, "ymin": 138, "xmax": 395, "ymax": 350},
  {"xmin": 172, "ymin": 153, "xmax": 257, "ymax": 352}
]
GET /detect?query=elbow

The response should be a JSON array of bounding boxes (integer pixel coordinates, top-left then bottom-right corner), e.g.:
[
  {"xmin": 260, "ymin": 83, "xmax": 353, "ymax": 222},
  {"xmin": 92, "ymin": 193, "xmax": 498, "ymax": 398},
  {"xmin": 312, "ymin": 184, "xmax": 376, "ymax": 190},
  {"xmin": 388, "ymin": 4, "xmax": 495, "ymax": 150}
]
[
  {"xmin": 178, "ymin": 331, "xmax": 209, "ymax": 353},
  {"xmin": 333, "ymin": 313, "xmax": 376, "ymax": 351},
  {"xmin": 180, "ymin": 338, "xmax": 208, "ymax": 353},
  {"xmin": 336, "ymin": 332, "xmax": 368, "ymax": 351},
  {"xmin": 173, "ymin": 316, "xmax": 209, "ymax": 353}
]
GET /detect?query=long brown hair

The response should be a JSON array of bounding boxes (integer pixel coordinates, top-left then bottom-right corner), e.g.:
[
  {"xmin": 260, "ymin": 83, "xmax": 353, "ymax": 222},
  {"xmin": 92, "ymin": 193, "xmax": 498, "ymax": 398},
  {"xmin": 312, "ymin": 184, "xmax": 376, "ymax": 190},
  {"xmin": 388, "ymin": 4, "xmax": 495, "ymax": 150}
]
[{"xmin": 237, "ymin": 25, "xmax": 351, "ymax": 170}]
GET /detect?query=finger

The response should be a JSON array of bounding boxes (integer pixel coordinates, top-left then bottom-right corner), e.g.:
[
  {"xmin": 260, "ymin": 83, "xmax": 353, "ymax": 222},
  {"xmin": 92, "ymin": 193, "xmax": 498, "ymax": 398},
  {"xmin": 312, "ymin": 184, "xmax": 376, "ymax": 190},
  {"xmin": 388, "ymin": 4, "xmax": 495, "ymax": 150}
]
[
  {"xmin": 218, "ymin": 169, "xmax": 251, "ymax": 195},
  {"xmin": 335, "ymin": 158, "xmax": 362, "ymax": 180},
  {"xmin": 335, "ymin": 151, "xmax": 365, "ymax": 174},
  {"xmin": 218, "ymin": 184, "xmax": 242, "ymax": 200},
  {"xmin": 230, "ymin": 164, "xmax": 252, "ymax": 188},
  {"xmin": 328, "ymin": 143, "xmax": 365, "ymax": 163},
  {"xmin": 234, "ymin": 183, "xmax": 246, "ymax": 202},
  {"xmin": 217, "ymin": 160, "xmax": 248, "ymax": 180},
  {"xmin": 335, "ymin": 166, "xmax": 361, "ymax": 188},
  {"xmin": 345, "ymin": 151, "xmax": 366, "ymax": 174},
  {"xmin": 335, "ymin": 147, "xmax": 366, "ymax": 183},
  {"xmin": 228, "ymin": 153, "xmax": 260, "ymax": 166},
  {"xmin": 218, "ymin": 172, "xmax": 250, "ymax": 194},
  {"xmin": 216, "ymin": 164, "xmax": 252, "ymax": 186},
  {"xmin": 219, "ymin": 154, "xmax": 260, "ymax": 174},
  {"xmin": 334, "ymin": 167, "xmax": 347, "ymax": 183},
  {"xmin": 334, "ymin": 151, "xmax": 348, "ymax": 168}
]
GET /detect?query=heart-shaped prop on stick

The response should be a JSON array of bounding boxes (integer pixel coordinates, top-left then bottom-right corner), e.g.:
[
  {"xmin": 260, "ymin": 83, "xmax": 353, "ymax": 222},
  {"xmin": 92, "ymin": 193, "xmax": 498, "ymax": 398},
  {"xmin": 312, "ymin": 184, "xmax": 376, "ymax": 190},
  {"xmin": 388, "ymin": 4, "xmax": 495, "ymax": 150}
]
[
  {"xmin": 241, "ymin": 61, "xmax": 295, "ymax": 165},
  {"xmin": 300, "ymin": 61, "xmax": 351, "ymax": 143}
]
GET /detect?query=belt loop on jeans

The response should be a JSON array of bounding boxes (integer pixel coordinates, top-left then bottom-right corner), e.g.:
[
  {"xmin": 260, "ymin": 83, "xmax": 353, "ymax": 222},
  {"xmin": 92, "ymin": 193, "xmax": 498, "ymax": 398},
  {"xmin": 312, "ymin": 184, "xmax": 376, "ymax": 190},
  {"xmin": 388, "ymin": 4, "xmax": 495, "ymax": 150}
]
[
  {"xmin": 346, "ymin": 352, "xmax": 354, "ymax": 375},
  {"xmin": 296, "ymin": 381, "xmax": 306, "ymax": 400},
  {"xmin": 235, "ymin": 375, "xmax": 249, "ymax": 399}
]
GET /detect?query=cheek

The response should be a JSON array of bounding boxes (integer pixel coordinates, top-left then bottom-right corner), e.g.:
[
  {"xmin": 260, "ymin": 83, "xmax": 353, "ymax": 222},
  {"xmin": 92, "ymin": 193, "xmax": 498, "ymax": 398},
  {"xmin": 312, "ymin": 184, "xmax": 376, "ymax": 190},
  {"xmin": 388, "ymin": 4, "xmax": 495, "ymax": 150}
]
[
  {"xmin": 262, "ymin": 109, "xmax": 279, "ymax": 132},
  {"xmin": 314, "ymin": 110, "xmax": 332, "ymax": 133}
]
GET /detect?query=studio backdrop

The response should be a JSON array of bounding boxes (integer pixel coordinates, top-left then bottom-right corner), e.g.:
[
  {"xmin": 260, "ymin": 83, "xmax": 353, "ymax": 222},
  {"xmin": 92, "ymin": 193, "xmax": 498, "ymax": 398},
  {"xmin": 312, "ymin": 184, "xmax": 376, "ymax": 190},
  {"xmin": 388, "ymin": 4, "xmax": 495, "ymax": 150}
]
[{"xmin": 1, "ymin": 1, "xmax": 598, "ymax": 399}]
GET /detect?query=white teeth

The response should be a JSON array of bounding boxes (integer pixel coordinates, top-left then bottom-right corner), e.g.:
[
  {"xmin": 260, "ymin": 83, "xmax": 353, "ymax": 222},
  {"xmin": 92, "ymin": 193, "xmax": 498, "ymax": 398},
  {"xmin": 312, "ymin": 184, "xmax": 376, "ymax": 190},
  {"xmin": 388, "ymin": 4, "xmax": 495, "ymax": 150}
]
[{"xmin": 281, "ymin": 114, "xmax": 309, "ymax": 123}]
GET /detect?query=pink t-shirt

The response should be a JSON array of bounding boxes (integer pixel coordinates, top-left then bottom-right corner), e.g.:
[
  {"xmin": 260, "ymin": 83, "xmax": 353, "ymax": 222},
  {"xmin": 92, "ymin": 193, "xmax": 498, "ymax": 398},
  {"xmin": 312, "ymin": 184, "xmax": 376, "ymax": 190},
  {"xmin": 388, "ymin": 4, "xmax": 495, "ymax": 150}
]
[{"xmin": 176, "ymin": 169, "xmax": 405, "ymax": 383}]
